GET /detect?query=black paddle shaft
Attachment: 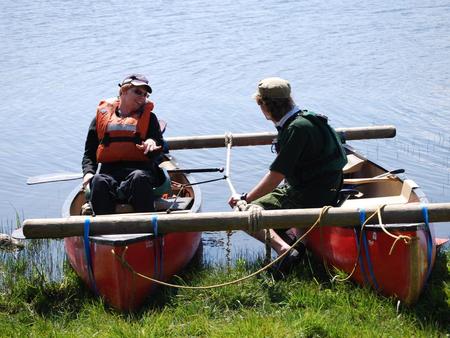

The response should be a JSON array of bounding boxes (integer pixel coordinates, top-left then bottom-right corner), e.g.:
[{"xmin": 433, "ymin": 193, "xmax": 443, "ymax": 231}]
[{"xmin": 168, "ymin": 167, "xmax": 224, "ymax": 174}]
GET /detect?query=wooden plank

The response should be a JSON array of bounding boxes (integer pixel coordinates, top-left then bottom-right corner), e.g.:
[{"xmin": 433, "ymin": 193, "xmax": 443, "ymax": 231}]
[
  {"xmin": 18, "ymin": 202, "xmax": 450, "ymax": 239},
  {"xmin": 166, "ymin": 125, "xmax": 396, "ymax": 150}
]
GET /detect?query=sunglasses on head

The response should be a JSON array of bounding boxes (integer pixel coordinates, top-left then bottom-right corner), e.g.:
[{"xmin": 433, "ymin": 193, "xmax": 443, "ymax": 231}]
[
  {"xmin": 131, "ymin": 88, "xmax": 149, "ymax": 98},
  {"xmin": 122, "ymin": 75, "xmax": 141, "ymax": 85}
]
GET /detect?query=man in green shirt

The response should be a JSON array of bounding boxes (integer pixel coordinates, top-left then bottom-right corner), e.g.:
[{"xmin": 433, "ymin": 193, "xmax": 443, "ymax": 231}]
[{"xmin": 229, "ymin": 77, "xmax": 347, "ymax": 272}]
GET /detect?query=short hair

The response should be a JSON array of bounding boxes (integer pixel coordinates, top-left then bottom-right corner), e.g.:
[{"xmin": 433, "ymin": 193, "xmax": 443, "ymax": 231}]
[
  {"xmin": 258, "ymin": 96, "xmax": 294, "ymax": 121},
  {"xmin": 119, "ymin": 83, "xmax": 133, "ymax": 96}
]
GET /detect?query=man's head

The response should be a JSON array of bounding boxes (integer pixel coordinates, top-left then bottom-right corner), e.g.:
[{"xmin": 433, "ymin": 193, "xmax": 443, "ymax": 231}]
[
  {"xmin": 253, "ymin": 77, "xmax": 291, "ymax": 100},
  {"xmin": 253, "ymin": 77, "xmax": 294, "ymax": 122},
  {"xmin": 118, "ymin": 74, "xmax": 152, "ymax": 113},
  {"xmin": 119, "ymin": 74, "xmax": 152, "ymax": 94}
]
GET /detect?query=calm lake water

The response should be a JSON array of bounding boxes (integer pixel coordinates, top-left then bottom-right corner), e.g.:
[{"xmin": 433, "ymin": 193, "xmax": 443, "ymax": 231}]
[{"xmin": 1, "ymin": 0, "xmax": 449, "ymax": 268}]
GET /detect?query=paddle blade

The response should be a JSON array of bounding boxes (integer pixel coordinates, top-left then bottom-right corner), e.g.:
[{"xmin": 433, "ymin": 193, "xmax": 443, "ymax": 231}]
[
  {"xmin": 27, "ymin": 172, "xmax": 83, "ymax": 185},
  {"xmin": 11, "ymin": 227, "xmax": 26, "ymax": 240}
]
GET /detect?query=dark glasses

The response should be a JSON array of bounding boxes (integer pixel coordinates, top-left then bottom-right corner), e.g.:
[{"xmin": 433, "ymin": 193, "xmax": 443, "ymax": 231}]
[{"xmin": 131, "ymin": 88, "xmax": 149, "ymax": 97}]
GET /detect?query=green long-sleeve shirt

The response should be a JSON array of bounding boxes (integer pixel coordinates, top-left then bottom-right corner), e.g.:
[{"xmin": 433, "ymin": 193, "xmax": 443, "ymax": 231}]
[{"xmin": 270, "ymin": 111, "xmax": 347, "ymax": 189}]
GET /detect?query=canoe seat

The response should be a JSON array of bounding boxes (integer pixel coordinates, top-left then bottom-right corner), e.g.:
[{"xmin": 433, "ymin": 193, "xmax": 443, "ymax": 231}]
[
  {"xmin": 343, "ymin": 154, "xmax": 365, "ymax": 174},
  {"xmin": 341, "ymin": 179, "xmax": 418, "ymax": 208},
  {"xmin": 81, "ymin": 168, "xmax": 174, "ymax": 215},
  {"xmin": 155, "ymin": 197, "xmax": 193, "ymax": 211},
  {"xmin": 81, "ymin": 197, "xmax": 193, "ymax": 215},
  {"xmin": 336, "ymin": 189, "xmax": 361, "ymax": 207},
  {"xmin": 113, "ymin": 197, "xmax": 193, "ymax": 214}
]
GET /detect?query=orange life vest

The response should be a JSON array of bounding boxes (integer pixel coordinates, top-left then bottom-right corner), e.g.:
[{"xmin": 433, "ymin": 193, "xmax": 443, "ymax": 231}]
[{"xmin": 96, "ymin": 98, "xmax": 155, "ymax": 163}]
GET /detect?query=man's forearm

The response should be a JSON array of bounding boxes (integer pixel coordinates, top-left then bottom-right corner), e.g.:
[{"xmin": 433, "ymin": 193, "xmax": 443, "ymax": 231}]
[{"xmin": 247, "ymin": 170, "xmax": 285, "ymax": 202}]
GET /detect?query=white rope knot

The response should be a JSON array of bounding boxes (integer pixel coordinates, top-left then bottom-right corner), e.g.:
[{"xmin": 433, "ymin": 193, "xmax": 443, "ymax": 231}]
[
  {"xmin": 375, "ymin": 204, "xmax": 413, "ymax": 255},
  {"xmin": 224, "ymin": 132, "xmax": 233, "ymax": 147},
  {"xmin": 235, "ymin": 199, "xmax": 248, "ymax": 211},
  {"xmin": 247, "ymin": 204, "xmax": 263, "ymax": 233}
]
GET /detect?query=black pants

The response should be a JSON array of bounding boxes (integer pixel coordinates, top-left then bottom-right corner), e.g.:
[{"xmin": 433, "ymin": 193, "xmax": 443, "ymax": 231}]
[{"xmin": 90, "ymin": 168, "xmax": 159, "ymax": 215}]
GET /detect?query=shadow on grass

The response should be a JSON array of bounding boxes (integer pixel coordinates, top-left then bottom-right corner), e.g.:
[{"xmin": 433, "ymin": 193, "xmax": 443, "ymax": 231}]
[
  {"xmin": 299, "ymin": 247, "xmax": 449, "ymax": 330},
  {"xmin": 116, "ymin": 241, "xmax": 206, "ymax": 318},
  {"xmin": 410, "ymin": 248, "xmax": 449, "ymax": 329}
]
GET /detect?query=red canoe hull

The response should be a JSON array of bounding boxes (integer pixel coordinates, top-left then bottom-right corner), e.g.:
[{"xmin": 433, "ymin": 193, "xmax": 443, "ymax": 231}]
[
  {"xmin": 65, "ymin": 231, "xmax": 201, "ymax": 311},
  {"xmin": 304, "ymin": 224, "xmax": 436, "ymax": 304}
]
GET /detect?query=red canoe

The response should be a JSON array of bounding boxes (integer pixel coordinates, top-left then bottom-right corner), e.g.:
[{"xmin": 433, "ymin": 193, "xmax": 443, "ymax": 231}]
[
  {"xmin": 62, "ymin": 154, "xmax": 202, "ymax": 311},
  {"xmin": 304, "ymin": 145, "xmax": 437, "ymax": 305}
]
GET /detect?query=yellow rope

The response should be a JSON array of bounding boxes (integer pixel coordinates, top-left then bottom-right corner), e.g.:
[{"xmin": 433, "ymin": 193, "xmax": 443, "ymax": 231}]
[
  {"xmin": 375, "ymin": 204, "xmax": 412, "ymax": 255},
  {"xmin": 111, "ymin": 205, "xmax": 332, "ymax": 290},
  {"xmin": 328, "ymin": 207, "xmax": 379, "ymax": 282},
  {"xmin": 328, "ymin": 204, "xmax": 414, "ymax": 282}
]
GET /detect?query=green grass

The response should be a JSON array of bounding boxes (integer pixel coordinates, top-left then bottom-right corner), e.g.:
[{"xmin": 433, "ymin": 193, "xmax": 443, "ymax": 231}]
[{"xmin": 0, "ymin": 238, "xmax": 449, "ymax": 337}]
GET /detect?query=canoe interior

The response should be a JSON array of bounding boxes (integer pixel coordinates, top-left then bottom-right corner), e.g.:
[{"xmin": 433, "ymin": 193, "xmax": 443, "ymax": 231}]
[
  {"xmin": 304, "ymin": 145, "xmax": 436, "ymax": 305},
  {"xmin": 64, "ymin": 155, "xmax": 202, "ymax": 311}
]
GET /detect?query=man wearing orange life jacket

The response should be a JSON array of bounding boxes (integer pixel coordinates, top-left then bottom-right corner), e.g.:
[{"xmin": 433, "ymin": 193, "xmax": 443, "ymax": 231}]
[{"xmin": 81, "ymin": 74, "xmax": 165, "ymax": 215}]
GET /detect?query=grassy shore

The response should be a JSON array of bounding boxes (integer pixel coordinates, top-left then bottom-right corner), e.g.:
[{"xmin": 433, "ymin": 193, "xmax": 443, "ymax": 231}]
[{"xmin": 0, "ymin": 237, "xmax": 448, "ymax": 337}]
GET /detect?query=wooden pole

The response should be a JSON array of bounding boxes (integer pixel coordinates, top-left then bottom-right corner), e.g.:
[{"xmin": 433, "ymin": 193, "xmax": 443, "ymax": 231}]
[
  {"xmin": 20, "ymin": 202, "xmax": 450, "ymax": 239},
  {"xmin": 166, "ymin": 125, "xmax": 396, "ymax": 150}
]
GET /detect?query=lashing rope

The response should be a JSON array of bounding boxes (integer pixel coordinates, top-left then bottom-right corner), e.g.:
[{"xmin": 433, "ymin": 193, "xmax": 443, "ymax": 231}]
[
  {"xmin": 111, "ymin": 206, "xmax": 331, "ymax": 290},
  {"xmin": 247, "ymin": 204, "xmax": 263, "ymax": 233}
]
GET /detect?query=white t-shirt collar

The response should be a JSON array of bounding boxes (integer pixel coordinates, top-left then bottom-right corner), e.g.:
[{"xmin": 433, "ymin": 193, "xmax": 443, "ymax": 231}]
[{"xmin": 274, "ymin": 105, "xmax": 301, "ymax": 129}]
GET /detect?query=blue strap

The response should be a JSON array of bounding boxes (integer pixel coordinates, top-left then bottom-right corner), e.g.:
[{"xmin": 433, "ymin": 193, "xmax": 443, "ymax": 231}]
[
  {"xmin": 353, "ymin": 228, "xmax": 369, "ymax": 284},
  {"xmin": 159, "ymin": 236, "xmax": 165, "ymax": 278},
  {"xmin": 359, "ymin": 209, "xmax": 366, "ymax": 229},
  {"xmin": 421, "ymin": 205, "xmax": 433, "ymax": 280},
  {"xmin": 152, "ymin": 215, "xmax": 158, "ymax": 237},
  {"xmin": 362, "ymin": 229, "xmax": 379, "ymax": 290},
  {"xmin": 356, "ymin": 209, "xmax": 369, "ymax": 285},
  {"xmin": 83, "ymin": 218, "xmax": 98, "ymax": 294},
  {"xmin": 359, "ymin": 209, "xmax": 379, "ymax": 290},
  {"xmin": 152, "ymin": 216, "xmax": 162, "ymax": 279}
]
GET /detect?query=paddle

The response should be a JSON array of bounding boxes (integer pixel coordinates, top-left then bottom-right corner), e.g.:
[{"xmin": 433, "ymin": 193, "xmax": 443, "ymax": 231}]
[
  {"xmin": 343, "ymin": 169, "xmax": 405, "ymax": 185},
  {"xmin": 27, "ymin": 167, "xmax": 224, "ymax": 185}
]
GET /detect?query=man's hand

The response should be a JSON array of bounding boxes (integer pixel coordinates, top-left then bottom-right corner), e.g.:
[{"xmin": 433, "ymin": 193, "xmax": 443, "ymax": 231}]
[
  {"xmin": 228, "ymin": 193, "xmax": 242, "ymax": 208},
  {"xmin": 136, "ymin": 138, "xmax": 162, "ymax": 154},
  {"xmin": 82, "ymin": 173, "xmax": 94, "ymax": 188}
]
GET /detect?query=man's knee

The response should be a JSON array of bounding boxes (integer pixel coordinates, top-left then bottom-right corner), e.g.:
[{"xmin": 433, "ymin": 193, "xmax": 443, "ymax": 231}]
[
  {"xmin": 91, "ymin": 174, "xmax": 110, "ymax": 187},
  {"xmin": 130, "ymin": 169, "xmax": 150, "ymax": 183}
]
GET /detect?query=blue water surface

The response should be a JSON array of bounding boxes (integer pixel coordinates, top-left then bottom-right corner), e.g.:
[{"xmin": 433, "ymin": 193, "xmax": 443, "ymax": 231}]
[{"xmin": 1, "ymin": 0, "xmax": 449, "ymax": 267}]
